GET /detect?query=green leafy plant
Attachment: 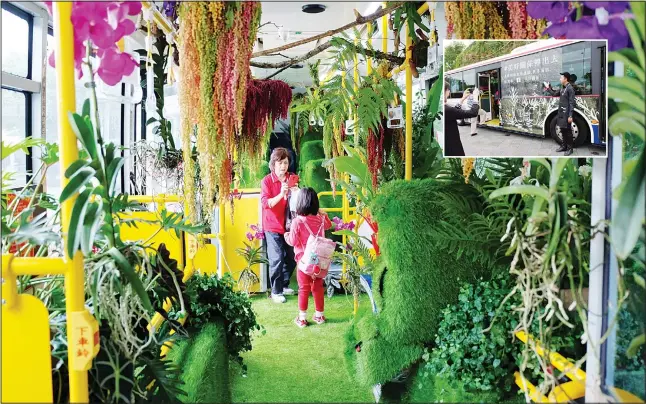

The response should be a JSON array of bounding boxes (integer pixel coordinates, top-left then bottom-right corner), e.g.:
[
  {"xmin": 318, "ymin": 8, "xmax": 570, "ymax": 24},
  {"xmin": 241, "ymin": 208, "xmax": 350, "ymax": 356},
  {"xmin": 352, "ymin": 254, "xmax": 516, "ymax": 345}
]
[
  {"xmin": 235, "ymin": 241, "xmax": 267, "ymax": 295},
  {"xmin": 391, "ymin": 2, "xmax": 430, "ymax": 51},
  {"xmin": 607, "ymin": 2, "xmax": 645, "ymax": 262},
  {"xmin": 2, "ymin": 139, "xmax": 61, "ymax": 255},
  {"xmin": 423, "ymin": 273, "xmax": 583, "ymax": 400},
  {"xmin": 486, "ymin": 158, "xmax": 593, "ymax": 396},
  {"xmin": 183, "ymin": 273, "xmax": 264, "ymax": 372},
  {"xmin": 136, "ymin": 34, "xmax": 181, "ymax": 169}
]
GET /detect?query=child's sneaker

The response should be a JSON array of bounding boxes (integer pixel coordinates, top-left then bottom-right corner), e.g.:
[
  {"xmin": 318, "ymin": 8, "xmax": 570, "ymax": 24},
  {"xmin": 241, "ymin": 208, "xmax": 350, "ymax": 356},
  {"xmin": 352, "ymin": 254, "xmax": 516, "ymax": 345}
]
[
  {"xmin": 312, "ymin": 314, "xmax": 326, "ymax": 325},
  {"xmin": 271, "ymin": 294, "xmax": 286, "ymax": 304},
  {"xmin": 294, "ymin": 317, "xmax": 308, "ymax": 328}
]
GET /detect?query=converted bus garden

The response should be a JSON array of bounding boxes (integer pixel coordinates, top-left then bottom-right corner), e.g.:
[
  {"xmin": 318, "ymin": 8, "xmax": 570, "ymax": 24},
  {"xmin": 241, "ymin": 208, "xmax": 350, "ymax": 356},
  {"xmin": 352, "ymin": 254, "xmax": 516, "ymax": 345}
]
[{"xmin": 1, "ymin": 1, "xmax": 644, "ymax": 403}]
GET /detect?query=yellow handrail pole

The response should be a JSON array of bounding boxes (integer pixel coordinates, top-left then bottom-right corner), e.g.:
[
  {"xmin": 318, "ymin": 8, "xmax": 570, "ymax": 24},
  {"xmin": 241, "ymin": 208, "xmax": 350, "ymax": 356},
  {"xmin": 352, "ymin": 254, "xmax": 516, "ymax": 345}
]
[
  {"xmin": 367, "ymin": 22, "xmax": 373, "ymax": 75},
  {"xmin": 218, "ymin": 202, "xmax": 225, "ymax": 277},
  {"xmin": 353, "ymin": 36, "xmax": 359, "ymax": 148},
  {"xmin": 53, "ymin": 3, "xmax": 90, "ymax": 402},
  {"xmin": 404, "ymin": 29, "xmax": 413, "ymax": 180},
  {"xmin": 382, "ymin": 2, "xmax": 388, "ymax": 54}
]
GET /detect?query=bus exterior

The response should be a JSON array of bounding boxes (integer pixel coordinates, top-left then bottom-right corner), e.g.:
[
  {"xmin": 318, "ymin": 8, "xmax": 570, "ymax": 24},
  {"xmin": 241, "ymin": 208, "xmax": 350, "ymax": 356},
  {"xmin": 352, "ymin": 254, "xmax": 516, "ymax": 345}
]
[{"xmin": 445, "ymin": 40, "xmax": 607, "ymax": 147}]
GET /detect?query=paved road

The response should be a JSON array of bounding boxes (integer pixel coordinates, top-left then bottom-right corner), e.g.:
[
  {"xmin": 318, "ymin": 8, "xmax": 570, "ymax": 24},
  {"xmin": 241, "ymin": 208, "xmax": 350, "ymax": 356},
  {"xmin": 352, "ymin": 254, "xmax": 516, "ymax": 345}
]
[{"xmin": 458, "ymin": 125, "xmax": 606, "ymax": 157}]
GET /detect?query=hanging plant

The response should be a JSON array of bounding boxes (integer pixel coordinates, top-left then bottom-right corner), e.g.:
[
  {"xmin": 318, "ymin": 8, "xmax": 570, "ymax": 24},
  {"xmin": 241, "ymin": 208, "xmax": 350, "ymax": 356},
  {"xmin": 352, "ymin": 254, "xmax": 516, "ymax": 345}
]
[
  {"xmin": 472, "ymin": 2, "xmax": 486, "ymax": 39},
  {"xmin": 178, "ymin": 5, "xmax": 201, "ymax": 222},
  {"xmin": 507, "ymin": 2, "xmax": 528, "ymax": 39},
  {"xmin": 366, "ymin": 126, "xmax": 385, "ymax": 189},
  {"xmin": 240, "ymin": 79, "xmax": 292, "ymax": 165},
  {"xmin": 178, "ymin": 2, "xmax": 261, "ymax": 219}
]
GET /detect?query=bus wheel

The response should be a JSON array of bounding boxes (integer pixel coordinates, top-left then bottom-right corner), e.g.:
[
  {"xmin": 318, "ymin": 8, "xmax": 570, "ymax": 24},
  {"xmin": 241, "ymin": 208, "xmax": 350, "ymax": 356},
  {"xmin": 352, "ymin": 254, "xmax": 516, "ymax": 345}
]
[{"xmin": 550, "ymin": 115, "xmax": 589, "ymax": 147}]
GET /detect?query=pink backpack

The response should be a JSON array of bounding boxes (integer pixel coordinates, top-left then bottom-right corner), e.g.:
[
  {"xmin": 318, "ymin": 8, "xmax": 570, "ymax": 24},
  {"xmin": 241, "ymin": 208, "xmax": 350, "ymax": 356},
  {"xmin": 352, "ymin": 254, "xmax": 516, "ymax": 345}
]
[{"xmin": 297, "ymin": 215, "xmax": 336, "ymax": 279}]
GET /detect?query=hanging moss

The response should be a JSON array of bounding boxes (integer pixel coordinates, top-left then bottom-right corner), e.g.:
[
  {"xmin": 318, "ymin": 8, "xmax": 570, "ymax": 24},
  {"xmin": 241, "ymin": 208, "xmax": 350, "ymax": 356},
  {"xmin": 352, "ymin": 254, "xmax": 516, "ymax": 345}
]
[{"xmin": 166, "ymin": 321, "xmax": 230, "ymax": 403}]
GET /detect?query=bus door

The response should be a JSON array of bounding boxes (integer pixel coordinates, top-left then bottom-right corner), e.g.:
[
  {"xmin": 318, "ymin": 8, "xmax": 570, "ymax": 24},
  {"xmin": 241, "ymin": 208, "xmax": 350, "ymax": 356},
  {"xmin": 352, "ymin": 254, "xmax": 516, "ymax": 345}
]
[{"xmin": 477, "ymin": 73, "xmax": 492, "ymax": 121}]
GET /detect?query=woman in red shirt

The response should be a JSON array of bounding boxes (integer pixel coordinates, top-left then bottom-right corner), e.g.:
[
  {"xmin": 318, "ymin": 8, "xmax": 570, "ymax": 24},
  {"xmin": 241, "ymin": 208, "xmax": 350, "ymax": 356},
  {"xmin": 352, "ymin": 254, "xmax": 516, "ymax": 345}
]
[
  {"xmin": 284, "ymin": 187, "xmax": 332, "ymax": 328},
  {"xmin": 261, "ymin": 148, "xmax": 299, "ymax": 303}
]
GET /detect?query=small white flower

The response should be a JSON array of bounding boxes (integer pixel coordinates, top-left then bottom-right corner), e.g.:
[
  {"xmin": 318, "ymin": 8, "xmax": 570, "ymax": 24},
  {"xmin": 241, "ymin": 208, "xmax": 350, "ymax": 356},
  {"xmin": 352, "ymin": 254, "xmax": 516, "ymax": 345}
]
[
  {"xmin": 595, "ymin": 7, "xmax": 610, "ymax": 25},
  {"xmin": 578, "ymin": 165, "xmax": 592, "ymax": 177},
  {"xmin": 581, "ymin": 332, "xmax": 588, "ymax": 345}
]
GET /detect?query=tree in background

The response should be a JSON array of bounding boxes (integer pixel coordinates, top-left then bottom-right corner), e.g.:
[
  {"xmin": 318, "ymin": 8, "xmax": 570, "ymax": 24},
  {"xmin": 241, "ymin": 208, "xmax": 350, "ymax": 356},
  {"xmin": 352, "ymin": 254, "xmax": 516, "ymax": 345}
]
[
  {"xmin": 443, "ymin": 42, "xmax": 467, "ymax": 71},
  {"xmin": 453, "ymin": 40, "xmax": 533, "ymax": 70}
]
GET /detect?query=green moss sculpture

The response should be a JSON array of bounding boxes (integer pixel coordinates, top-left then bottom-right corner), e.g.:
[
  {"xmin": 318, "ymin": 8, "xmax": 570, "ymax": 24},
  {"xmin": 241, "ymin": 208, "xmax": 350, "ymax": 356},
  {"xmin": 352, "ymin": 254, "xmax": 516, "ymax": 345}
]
[
  {"xmin": 300, "ymin": 129, "xmax": 323, "ymax": 145},
  {"xmin": 240, "ymin": 161, "xmax": 269, "ymax": 189},
  {"xmin": 166, "ymin": 321, "xmax": 231, "ymax": 403},
  {"xmin": 299, "ymin": 140, "xmax": 325, "ymax": 172},
  {"xmin": 345, "ymin": 178, "xmax": 492, "ymax": 392}
]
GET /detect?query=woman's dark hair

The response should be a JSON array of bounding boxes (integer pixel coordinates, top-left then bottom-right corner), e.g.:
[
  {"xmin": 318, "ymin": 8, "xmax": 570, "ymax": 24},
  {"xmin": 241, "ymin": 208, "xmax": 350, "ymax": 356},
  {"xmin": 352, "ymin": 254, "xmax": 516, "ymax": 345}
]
[
  {"xmin": 269, "ymin": 147, "xmax": 290, "ymax": 173},
  {"xmin": 295, "ymin": 187, "xmax": 319, "ymax": 216}
]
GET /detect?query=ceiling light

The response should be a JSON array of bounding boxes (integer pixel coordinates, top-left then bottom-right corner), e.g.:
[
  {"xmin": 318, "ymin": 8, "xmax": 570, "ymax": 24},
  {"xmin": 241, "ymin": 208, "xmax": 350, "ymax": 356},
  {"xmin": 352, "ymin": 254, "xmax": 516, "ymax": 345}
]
[{"xmin": 302, "ymin": 4, "xmax": 326, "ymax": 14}]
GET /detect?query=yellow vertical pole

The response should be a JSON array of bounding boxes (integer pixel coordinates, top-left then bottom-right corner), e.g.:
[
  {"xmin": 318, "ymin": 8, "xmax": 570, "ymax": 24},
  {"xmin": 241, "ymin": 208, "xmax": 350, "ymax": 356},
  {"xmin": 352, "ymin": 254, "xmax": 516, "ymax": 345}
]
[
  {"xmin": 353, "ymin": 33, "xmax": 361, "ymax": 315},
  {"xmin": 382, "ymin": 2, "xmax": 388, "ymax": 53},
  {"xmin": 367, "ymin": 22, "xmax": 373, "ymax": 75},
  {"xmin": 405, "ymin": 30, "xmax": 413, "ymax": 180},
  {"xmin": 53, "ymin": 3, "xmax": 90, "ymax": 402},
  {"xmin": 218, "ymin": 202, "xmax": 225, "ymax": 277},
  {"xmin": 353, "ymin": 36, "xmax": 359, "ymax": 148},
  {"xmin": 341, "ymin": 71, "xmax": 348, "ymax": 278}
]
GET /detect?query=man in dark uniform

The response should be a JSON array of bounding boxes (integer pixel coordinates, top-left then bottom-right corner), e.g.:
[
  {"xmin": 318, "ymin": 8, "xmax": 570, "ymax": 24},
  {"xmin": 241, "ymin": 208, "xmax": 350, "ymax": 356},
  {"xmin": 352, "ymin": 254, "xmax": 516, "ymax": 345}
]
[{"xmin": 544, "ymin": 72, "xmax": 576, "ymax": 156}]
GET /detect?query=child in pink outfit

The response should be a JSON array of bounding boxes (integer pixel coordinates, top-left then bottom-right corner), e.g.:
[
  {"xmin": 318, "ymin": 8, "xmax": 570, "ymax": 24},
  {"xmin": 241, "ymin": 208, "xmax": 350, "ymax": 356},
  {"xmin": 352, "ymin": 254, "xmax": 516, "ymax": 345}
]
[{"xmin": 284, "ymin": 187, "xmax": 332, "ymax": 328}]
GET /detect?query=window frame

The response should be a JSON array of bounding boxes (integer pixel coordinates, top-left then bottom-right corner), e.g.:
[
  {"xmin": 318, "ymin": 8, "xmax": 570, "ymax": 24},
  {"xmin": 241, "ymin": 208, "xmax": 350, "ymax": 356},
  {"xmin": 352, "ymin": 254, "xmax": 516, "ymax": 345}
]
[{"xmin": 2, "ymin": 2, "xmax": 34, "ymax": 80}]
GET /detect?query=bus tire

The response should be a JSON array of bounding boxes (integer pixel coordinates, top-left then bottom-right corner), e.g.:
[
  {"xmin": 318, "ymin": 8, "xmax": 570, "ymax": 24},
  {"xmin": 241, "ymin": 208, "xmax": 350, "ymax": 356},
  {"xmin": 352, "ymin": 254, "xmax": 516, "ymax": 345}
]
[{"xmin": 550, "ymin": 114, "xmax": 589, "ymax": 147}]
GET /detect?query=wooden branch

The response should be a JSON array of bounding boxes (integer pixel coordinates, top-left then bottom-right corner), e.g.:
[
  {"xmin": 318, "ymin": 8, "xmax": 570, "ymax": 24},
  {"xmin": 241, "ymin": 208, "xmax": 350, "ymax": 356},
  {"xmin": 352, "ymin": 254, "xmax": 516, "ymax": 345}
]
[
  {"xmin": 250, "ymin": 41, "xmax": 404, "ymax": 69},
  {"xmin": 262, "ymin": 65, "xmax": 292, "ymax": 80},
  {"xmin": 251, "ymin": 2, "xmax": 404, "ymax": 58}
]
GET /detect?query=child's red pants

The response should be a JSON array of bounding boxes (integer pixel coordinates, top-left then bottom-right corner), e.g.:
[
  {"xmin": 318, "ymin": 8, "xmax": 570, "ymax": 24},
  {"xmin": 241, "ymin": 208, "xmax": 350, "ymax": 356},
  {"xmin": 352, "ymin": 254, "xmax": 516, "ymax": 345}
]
[{"xmin": 297, "ymin": 270, "xmax": 324, "ymax": 312}]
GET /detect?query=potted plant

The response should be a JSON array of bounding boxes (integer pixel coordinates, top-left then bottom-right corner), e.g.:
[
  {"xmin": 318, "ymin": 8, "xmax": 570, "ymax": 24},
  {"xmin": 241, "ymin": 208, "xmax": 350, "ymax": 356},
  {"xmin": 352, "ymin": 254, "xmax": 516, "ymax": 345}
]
[{"xmin": 235, "ymin": 224, "xmax": 267, "ymax": 295}]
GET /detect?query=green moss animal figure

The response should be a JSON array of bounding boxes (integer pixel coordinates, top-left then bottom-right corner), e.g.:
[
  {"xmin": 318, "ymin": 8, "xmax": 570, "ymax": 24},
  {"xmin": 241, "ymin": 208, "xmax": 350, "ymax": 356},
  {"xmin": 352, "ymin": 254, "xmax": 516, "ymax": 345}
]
[{"xmin": 345, "ymin": 179, "xmax": 491, "ymax": 401}]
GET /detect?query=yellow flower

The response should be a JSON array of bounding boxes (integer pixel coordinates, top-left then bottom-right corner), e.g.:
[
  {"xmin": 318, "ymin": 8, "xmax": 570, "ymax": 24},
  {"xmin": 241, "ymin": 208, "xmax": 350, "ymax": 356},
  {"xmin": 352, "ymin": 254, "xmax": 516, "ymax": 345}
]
[{"xmin": 462, "ymin": 158, "xmax": 475, "ymax": 184}]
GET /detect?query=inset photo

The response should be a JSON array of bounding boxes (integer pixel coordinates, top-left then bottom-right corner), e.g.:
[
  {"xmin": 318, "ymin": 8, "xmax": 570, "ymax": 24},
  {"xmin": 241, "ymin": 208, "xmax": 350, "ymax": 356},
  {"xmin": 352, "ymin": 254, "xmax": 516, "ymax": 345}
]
[{"xmin": 441, "ymin": 39, "xmax": 608, "ymax": 158}]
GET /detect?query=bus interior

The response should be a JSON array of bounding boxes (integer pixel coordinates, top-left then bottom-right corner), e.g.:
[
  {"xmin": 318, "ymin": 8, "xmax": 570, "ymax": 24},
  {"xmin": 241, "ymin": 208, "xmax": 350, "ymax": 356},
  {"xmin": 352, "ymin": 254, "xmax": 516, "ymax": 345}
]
[{"xmin": 476, "ymin": 68, "xmax": 501, "ymax": 126}]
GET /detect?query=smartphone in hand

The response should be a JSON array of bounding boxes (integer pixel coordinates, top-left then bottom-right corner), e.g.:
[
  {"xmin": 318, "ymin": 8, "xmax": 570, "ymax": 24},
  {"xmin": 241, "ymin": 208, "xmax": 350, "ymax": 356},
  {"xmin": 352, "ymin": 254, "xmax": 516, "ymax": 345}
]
[{"xmin": 287, "ymin": 174, "xmax": 300, "ymax": 188}]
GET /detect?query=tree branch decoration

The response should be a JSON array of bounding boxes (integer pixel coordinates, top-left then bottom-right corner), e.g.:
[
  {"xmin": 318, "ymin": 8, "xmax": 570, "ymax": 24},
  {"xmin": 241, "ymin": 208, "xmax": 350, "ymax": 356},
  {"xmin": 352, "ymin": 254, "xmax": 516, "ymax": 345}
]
[{"xmin": 251, "ymin": 2, "xmax": 404, "ymax": 58}]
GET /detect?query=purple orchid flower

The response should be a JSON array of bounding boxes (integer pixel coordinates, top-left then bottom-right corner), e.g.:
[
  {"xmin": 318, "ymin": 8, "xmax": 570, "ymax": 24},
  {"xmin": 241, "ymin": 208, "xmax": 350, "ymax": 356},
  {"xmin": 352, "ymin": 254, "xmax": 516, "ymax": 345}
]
[
  {"xmin": 528, "ymin": 1, "xmax": 632, "ymax": 52},
  {"xmin": 250, "ymin": 224, "xmax": 259, "ymax": 232},
  {"xmin": 96, "ymin": 46, "xmax": 138, "ymax": 86},
  {"xmin": 526, "ymin": 2, "xmax": 570, "ymax": 23},
  {"xmin": 246, "ymin": 232, "xmax": 254, "ymax": 242},
  {"xmin": 163, "ymin": 1, "xmax": 179, "ymax": 20},
  {"xmin": 583, "ymin": 2, "xmax": 629, "ymax": 14},
  {"xmin": 45, "ymin": 2, "xmax": 142, "ymax": 84},
  {"xmin": 255, "ymin": 231, "xmax": 265, "ymax": 240}
]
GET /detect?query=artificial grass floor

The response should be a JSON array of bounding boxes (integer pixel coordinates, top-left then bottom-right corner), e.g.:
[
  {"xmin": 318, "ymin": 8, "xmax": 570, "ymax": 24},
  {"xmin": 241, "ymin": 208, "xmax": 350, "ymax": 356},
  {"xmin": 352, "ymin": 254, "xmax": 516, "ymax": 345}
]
[{"xmin": 229, "ymin": 284, "xmax": 373, "ymax": 403}]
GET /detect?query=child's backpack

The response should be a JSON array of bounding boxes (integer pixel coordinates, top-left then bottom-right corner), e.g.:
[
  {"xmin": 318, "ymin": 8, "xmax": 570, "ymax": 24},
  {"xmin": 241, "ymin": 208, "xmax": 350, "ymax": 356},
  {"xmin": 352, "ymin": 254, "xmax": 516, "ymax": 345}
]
[{"xmin": 297, "ymin": 215, "xmax": 336, "ymax": 279}]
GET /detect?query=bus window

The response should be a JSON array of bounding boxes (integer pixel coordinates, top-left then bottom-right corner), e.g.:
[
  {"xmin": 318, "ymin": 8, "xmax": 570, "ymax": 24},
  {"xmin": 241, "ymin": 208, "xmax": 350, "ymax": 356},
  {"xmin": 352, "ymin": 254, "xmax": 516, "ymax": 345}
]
[
  {"xmin": 562, "ymin": 42, "xmax": 592, "ymax": 95},
  {"xmin": 447, "ymin": 72, "xmax": 466, "ymax": 98},
  {"xmin": 463, "ymin": 69, "xmax": 476, "ymax": 92}
]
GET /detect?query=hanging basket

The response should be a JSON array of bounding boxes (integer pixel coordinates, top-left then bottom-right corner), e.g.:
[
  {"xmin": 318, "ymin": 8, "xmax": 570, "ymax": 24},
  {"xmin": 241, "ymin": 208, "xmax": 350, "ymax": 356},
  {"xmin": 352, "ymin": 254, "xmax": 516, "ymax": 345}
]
[{"xmin": 412, "ymin": 39, "xmax": 429, "ymax": 70}]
